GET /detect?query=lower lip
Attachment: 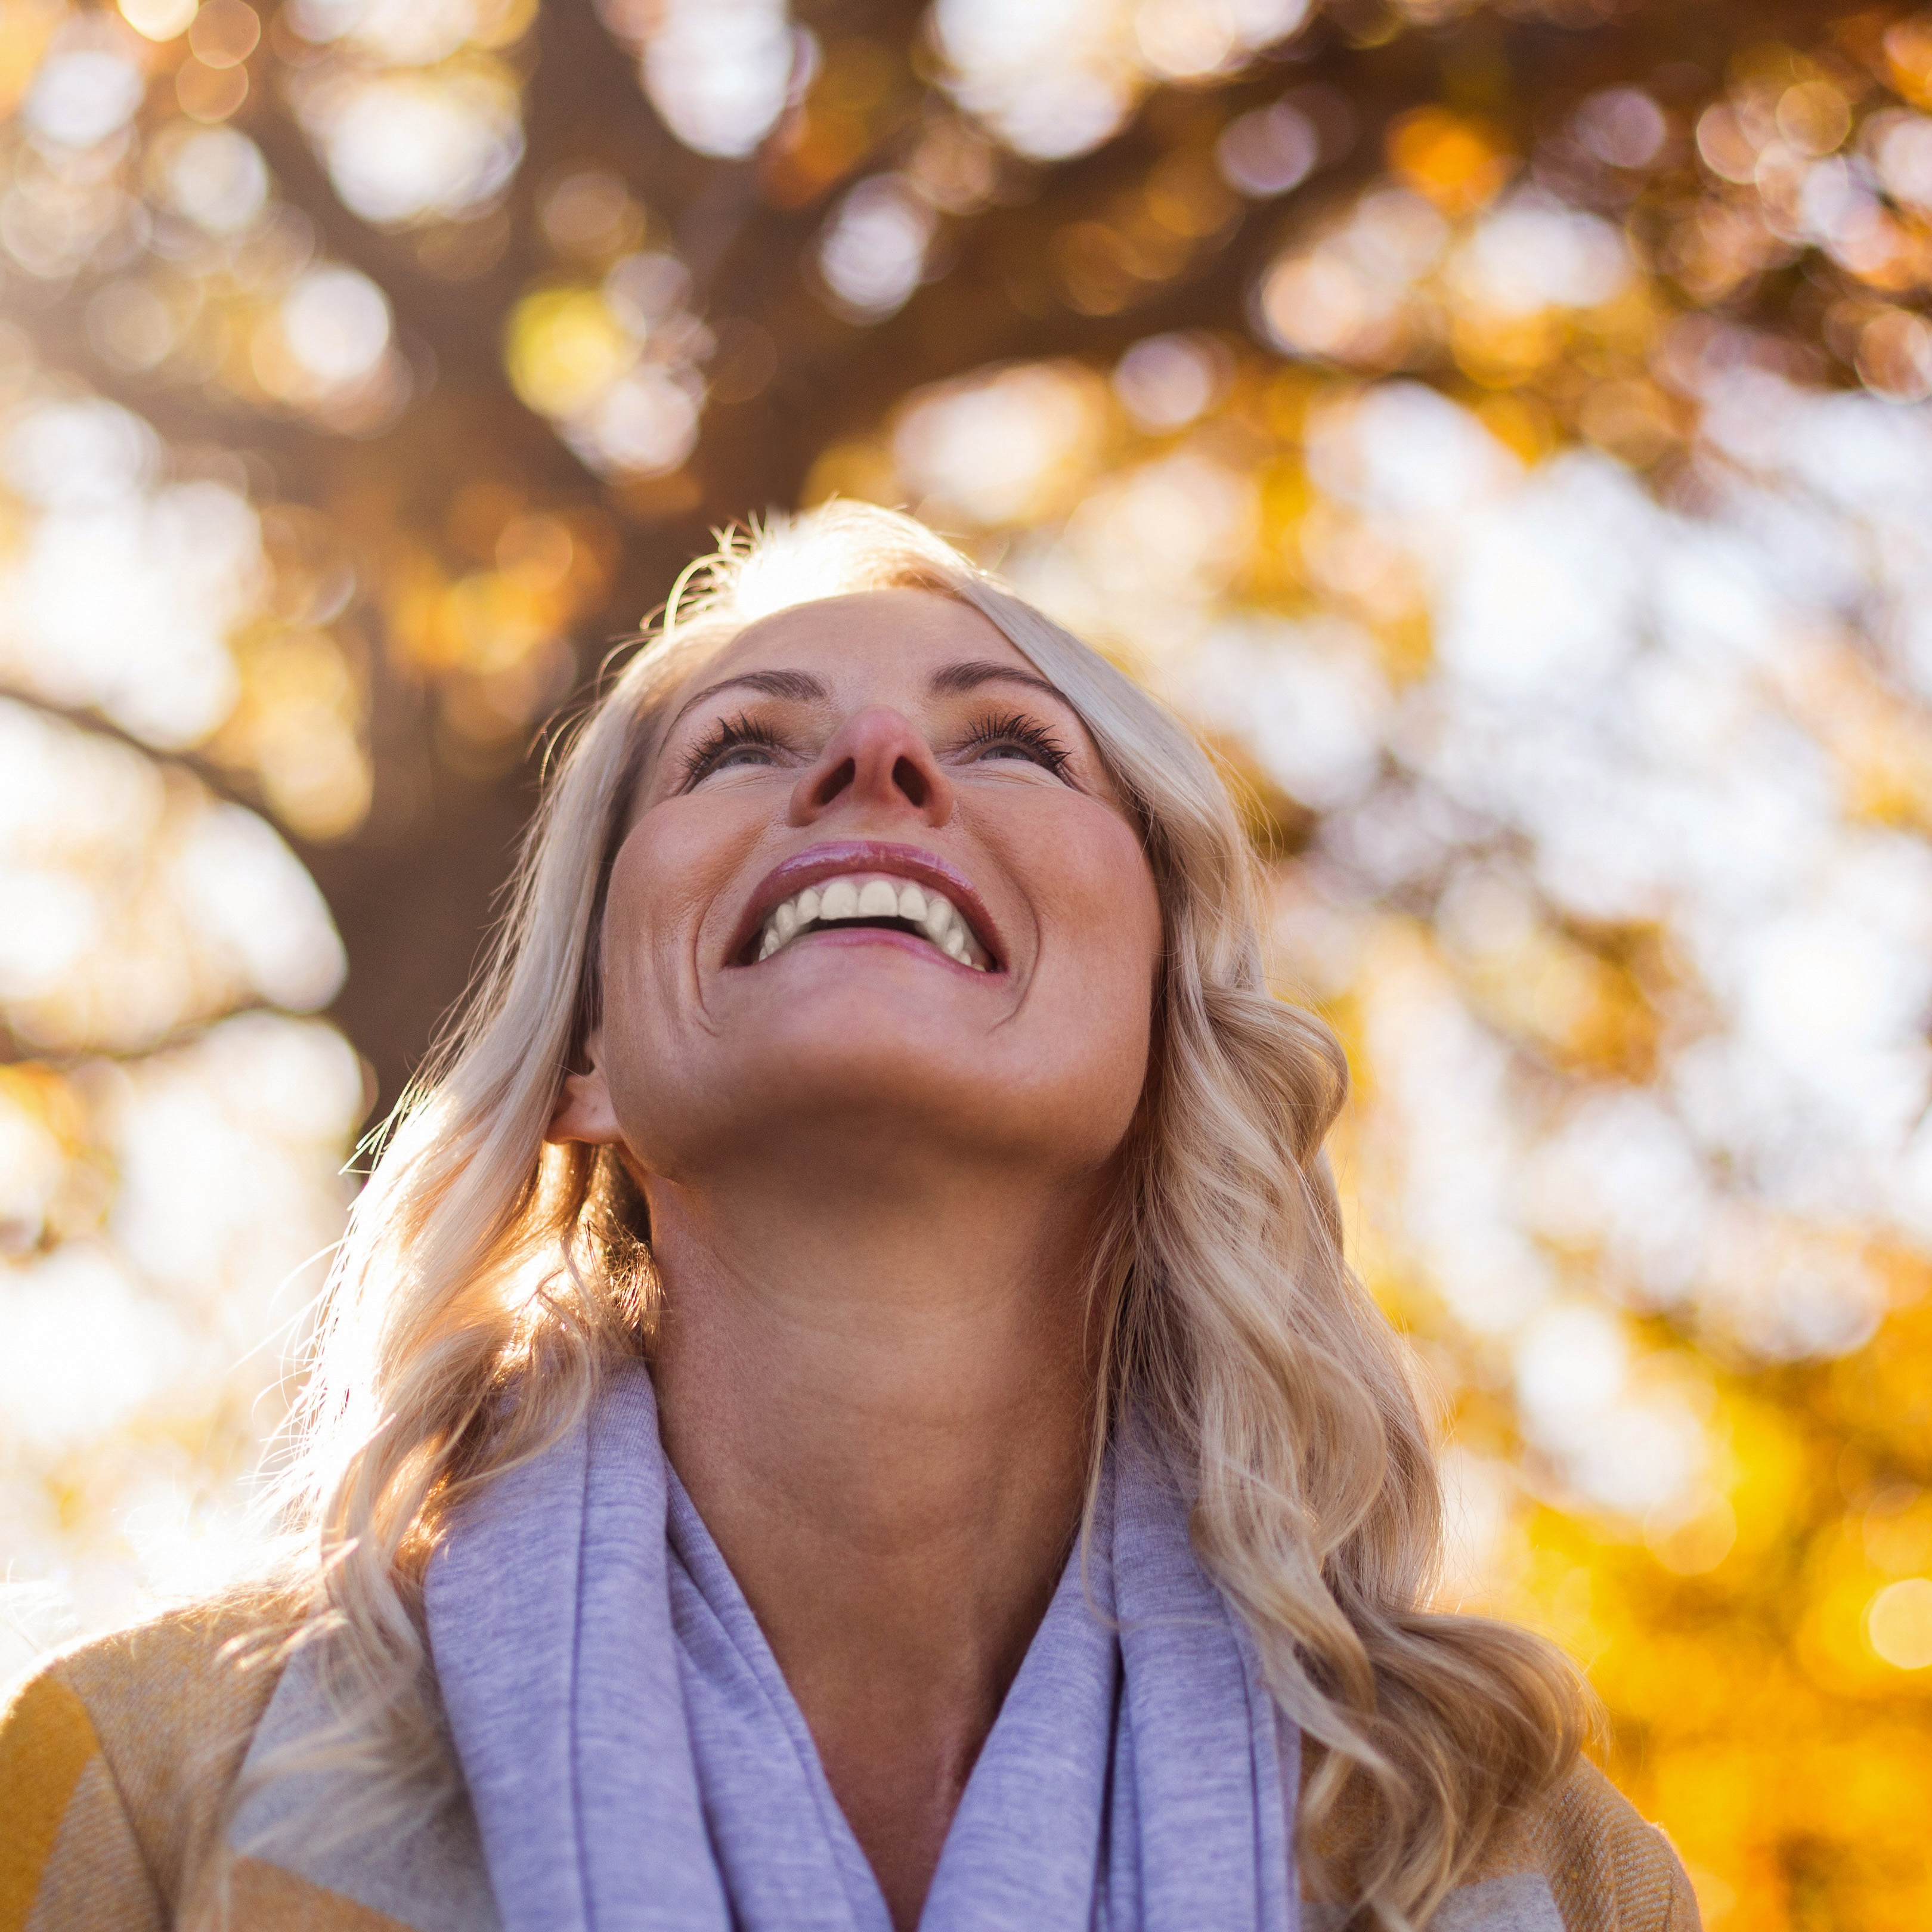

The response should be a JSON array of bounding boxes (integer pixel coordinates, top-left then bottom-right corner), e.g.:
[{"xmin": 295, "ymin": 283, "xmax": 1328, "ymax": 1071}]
[{"xmin": 754, "ymin": 928, "xmax": 998, "ymax": 974}]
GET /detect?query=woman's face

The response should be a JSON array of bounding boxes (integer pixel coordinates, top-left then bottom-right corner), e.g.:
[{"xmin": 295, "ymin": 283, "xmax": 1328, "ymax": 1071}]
[{"xmin": 558, "ymin": 589, "xmax": 1164, "ymax": 1194}]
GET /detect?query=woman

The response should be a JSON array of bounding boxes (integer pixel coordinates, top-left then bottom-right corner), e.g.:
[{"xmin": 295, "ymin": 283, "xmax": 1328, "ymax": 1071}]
[{"xmin": 1, "ymin": 506, "xmax": 1697, "ymax": 1931}]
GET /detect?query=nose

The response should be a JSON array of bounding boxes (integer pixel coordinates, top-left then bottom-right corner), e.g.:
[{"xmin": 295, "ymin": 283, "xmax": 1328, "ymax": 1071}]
[{"xmin": 788, "ymin": 705, "xmax": 955, "ymax": 829}]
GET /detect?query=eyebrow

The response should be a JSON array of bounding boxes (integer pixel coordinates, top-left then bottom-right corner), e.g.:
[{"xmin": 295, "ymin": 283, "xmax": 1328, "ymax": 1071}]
[
  {"xmin": 667, "ymin": 659, "xmax": 1070, "ymax": 736},
  {"xmin": 666, "ymin": 668, "xmax": 829, "ymax": 735},
  {"xmin": 927, "ymin": 660, "xmax": 1071, "ymax": 705}
]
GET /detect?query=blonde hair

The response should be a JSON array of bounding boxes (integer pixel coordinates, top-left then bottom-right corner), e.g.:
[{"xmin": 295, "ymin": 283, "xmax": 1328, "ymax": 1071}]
[{"xmin": 267, "ymin": 503, "xmax": 1584, "ymax": 1928}]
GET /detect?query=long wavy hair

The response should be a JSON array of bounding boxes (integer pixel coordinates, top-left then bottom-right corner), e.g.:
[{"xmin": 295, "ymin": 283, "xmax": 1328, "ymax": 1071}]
[{"xmin": 262, "ymin": 502, "xmax": 1584, "ymax": 1929}]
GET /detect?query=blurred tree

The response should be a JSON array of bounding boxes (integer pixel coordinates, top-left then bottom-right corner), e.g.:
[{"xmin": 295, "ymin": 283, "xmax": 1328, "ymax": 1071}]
[{"xmin": 5, "ymin": 1, "xmax": 1932, "ymax": 1925}]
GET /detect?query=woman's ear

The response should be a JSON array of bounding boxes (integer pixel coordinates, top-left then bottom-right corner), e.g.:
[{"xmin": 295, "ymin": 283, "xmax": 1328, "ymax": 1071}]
[{"xmin": 546, "ymin": 1035, "xmax": 625, "ymax": 1146}]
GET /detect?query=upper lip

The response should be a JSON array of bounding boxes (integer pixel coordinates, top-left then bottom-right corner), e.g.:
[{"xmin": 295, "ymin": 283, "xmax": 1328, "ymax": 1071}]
[{"xmin": 727, "ymin": 840, "xmax": 1005, "ymax": 969}]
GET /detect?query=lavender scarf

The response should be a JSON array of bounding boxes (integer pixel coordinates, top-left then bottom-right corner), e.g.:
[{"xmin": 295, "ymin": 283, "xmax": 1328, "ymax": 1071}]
[{"xmin": 234, "ymin": 1363, "xmax": 1298, "ymax": 1931}]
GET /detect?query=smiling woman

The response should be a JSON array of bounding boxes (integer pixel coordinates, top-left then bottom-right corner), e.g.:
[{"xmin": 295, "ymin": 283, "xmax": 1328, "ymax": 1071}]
[{"xmin": 0, "ymin": 506, "xmax": 1696, "ymax": 1932}]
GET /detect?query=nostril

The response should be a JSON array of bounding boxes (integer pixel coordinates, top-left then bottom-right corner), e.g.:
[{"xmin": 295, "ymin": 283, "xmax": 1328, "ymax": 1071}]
[
  {"xmin": 812, "ymin": 757, "xmax": 856, "ymax": 809},
  {"xmin": 891, "ymin": 756, "xmax": 929, "ymax": 808}
]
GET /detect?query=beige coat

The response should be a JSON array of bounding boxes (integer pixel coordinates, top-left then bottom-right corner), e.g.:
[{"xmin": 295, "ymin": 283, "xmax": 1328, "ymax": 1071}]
[{"xmin": 1, "ymin": 1606, "xmax": 1700, "ymax": 1932}]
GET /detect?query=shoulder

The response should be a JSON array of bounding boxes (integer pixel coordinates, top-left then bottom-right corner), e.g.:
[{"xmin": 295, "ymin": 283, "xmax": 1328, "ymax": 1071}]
[
  {"xmin": 1459, "ymin": 1758, "xmax": 1702, "ymax": 1932},
  {"xmin": 1, "ymin": 1599, "xmax": 288, "ymax": 1930},
  {"xmin": 1304, "ymin": 1755, "xmax": 1700, "ymax": 1932}
]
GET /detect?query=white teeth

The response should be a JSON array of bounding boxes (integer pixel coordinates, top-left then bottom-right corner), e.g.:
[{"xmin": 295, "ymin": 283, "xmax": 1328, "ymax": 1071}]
[{"xmin": 751, "ymin": 872, "xmax": 989, "ymax": 970}]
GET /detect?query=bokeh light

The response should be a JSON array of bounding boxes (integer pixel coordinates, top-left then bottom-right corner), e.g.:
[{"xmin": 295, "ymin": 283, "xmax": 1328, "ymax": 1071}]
[
  {"xmin": 1868, "ymin": 1575, "xmax": 1932, "ymax": 1668},
  {"xmin": 281, "ymin": 0, "xmax": 532, "ymax": 261},
  {"xmin": 295, "ymin": 67, "xmax": 523, "ymax": 225},
  {"xmin": 816, "ymin": 174, "xmax": 936, "ymax": 321},
  {"xmin": 596, "ymin": 0, "xmax": 806, "ymax": 161},
  {"xmin": 930, "ymin": 0, "xmax": 1310, "ymax": 160},
  {"xmin": 504, "ymin": 267, "xmax": 708, "ymax": 479}
]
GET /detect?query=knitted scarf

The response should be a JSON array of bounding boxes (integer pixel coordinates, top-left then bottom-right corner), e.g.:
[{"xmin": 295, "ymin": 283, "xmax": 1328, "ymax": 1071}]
[{"xmin": 232, "ymin": 1363, "xmax": 1298, "ymax": 1932}]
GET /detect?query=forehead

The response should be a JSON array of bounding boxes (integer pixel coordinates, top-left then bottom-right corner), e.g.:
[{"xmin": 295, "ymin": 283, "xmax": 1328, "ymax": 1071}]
[{"xmin": 688, "ymin": 586, "xmax": 1030, "ymax": 692}]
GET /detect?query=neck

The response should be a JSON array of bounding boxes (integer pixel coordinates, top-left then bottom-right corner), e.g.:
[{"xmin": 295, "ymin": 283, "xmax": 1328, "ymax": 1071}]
[{"xmin": 643, "ymin": 1152, "xmax": 1105, "ymax": 1931}]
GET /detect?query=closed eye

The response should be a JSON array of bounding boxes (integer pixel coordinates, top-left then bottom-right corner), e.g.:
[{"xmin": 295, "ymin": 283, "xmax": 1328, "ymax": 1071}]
[{"xmin": 956, "ymin": 710, "xmax": 1072, "ymax": 778}]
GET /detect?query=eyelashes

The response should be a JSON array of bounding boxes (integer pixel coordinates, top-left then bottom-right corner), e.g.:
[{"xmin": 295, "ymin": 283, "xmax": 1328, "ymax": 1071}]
[
  {"xmin": 680, "ymin": 712, "xmax": 784, "ymax": 787},
  {"xmin": 956, "ymin": 710, "xmax": 1072, "ymax": 776},
  {"xmin": 678, "ymin": 706, "xmax": 1074, "ymax": 789}
]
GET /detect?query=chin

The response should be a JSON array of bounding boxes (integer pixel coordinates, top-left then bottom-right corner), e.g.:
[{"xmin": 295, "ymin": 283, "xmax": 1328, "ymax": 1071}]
[
  {"xmin": 744, "ymin": 1035, "xmax": 1036, "ymax": 1153},
  {"xmin": 652, "ymin": 1033, "xmax": 1131, "ymax": 1188}
]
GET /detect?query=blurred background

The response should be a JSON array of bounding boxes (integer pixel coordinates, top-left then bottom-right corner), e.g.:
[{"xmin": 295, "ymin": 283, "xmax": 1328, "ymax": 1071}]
[{"xmin": 0, "ymin": 0, "xmax": 1928, "ymax": 1919}]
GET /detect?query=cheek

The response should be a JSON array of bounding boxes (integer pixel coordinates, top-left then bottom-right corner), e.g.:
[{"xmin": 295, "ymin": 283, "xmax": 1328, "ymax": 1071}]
[
  {"xmin": 1046, "ymin": 806, "xmax": 1162, "ymax": 977},
  {"xmin": 1018, "ymin": 803, "xmax": 1163, "ymax": 1072},
  {"xmin": 598, "ymin": 805, "xmax": 746, "ymax": 1035}
]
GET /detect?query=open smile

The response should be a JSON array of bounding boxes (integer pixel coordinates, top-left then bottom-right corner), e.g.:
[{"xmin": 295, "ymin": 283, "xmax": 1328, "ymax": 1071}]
[{"xmin": 731, "ymin": 843, "xmax": 1003, "ymax": 973}]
